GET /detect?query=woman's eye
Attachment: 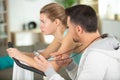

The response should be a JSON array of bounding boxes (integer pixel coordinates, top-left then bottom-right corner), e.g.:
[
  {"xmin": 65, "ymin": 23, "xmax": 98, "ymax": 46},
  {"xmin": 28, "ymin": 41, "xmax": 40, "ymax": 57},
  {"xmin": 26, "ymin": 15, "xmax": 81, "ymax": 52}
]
[
  {"xmin": 40, "ymin": 20, "xmax": 44, "ymax": 24},
  {"xmin": 42, "ymin": 21, "xmax": 44, "ymax": 23}
]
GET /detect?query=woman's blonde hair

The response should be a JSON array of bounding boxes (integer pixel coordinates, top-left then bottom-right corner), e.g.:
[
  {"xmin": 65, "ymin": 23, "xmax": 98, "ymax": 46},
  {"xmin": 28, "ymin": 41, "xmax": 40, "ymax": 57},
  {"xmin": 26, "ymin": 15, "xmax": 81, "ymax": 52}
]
[{"xmin": 40, "ymin": 3, "xmax": 67, "ymax": 26}]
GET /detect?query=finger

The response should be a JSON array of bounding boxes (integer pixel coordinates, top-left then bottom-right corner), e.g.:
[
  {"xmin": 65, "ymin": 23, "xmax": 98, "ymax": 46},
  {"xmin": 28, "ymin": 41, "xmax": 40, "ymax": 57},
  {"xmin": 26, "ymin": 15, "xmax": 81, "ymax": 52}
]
[
  {"xmin": 7, "ymin": 48, "xmax": 16, "ymax": 53},
  {"xmin": 34, "ymin": 56, "xmax": 43, "ymax": 66},
  {"xmin": 34, "ymin": 56, "xmax": 38, "ymax": 61},
  {"xmin": 6, "ymin": 48, "xmax": 12, "ymax": 52},
  {"xmin": 34, "ymin": 56, "xmax": 51, "ymax": 70},
  {"xmin": 55, "ymin": 54, "xmax": 62, "ymax": 61},
  {"xmin": 7, "ymin": 48, "xmax": 13, "ymax": 54},
  {"xmin": 50, "ymin": 52, "xmax": 61, "ymax": 57},
  {"xmin": 62, "ymin": 54, "xmax": 70, "ymax": 60},
  {"xmin": 37, "ymin": 54, "xmax": 47, "ymax": 63}
]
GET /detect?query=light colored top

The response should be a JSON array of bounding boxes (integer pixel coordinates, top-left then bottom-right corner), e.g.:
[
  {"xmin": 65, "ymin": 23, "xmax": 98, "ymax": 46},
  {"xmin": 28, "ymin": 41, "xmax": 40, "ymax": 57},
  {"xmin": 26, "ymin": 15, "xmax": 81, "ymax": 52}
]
[{"xmin": 45, "ymin": 35, "xmax": 120, "ymax": 80}]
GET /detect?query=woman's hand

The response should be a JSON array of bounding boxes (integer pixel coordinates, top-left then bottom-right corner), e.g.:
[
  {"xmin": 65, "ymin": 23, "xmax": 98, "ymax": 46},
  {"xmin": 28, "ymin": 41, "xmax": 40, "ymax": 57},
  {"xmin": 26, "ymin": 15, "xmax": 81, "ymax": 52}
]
[
  {"xmin": 6, "ymin": 48, "xmax": 23, "ymax": 60},
  {"xmin": 34, "ymin": 54, "xmax": 53, "ymax": 72}
]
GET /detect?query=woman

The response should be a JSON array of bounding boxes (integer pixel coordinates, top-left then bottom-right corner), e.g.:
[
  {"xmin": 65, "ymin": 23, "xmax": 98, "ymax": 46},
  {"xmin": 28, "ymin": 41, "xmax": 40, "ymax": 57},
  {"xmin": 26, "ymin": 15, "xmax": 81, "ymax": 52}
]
[{"xmin": 7, "ymin": 3, "xmax": 82, "ymax": 75}]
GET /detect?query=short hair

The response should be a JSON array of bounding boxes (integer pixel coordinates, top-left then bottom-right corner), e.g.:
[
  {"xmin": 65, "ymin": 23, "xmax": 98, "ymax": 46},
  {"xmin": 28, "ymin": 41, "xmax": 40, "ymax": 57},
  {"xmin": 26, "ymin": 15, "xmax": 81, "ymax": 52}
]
[
  {"xmin": 66, "ymin": 5, "xmax": 98, "ymax": 32},
  {"xmin": 40, "ymin": 3, "xmax": 67, "ymax": 27}
]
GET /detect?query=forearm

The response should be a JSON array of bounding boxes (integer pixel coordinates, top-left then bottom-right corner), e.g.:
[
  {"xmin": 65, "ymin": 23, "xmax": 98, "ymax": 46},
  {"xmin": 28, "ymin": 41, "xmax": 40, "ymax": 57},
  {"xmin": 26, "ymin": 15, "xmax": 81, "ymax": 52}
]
[
  {"xmin": 23, "ymin": 52, "xmax": 35, "ymax": 58},
  {"xmin": 19, "ymin": 53, "xmax": 60, "ymax": 72},
  {"xmin": 40, "ymin": 38, "xmax": 61, "ymax": 59},
  {"xmin": 18, "ymin": 54, "xmax": 41, "ymax": 70}
]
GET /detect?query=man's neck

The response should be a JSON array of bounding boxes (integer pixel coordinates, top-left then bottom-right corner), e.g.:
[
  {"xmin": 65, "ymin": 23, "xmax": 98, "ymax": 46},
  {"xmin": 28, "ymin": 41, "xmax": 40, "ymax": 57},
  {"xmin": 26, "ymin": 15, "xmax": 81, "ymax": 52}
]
[{"xmin": 80, "ymin": 31, "xmax": 101, "ymax": 52}]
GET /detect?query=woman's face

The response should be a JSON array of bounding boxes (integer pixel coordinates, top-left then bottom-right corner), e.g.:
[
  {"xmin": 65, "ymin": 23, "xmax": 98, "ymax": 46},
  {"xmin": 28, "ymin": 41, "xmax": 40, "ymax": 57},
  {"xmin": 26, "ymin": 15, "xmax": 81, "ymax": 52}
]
[{"xmin": 40, "ymin": 13, "xmax": 57, "ymax": 35}]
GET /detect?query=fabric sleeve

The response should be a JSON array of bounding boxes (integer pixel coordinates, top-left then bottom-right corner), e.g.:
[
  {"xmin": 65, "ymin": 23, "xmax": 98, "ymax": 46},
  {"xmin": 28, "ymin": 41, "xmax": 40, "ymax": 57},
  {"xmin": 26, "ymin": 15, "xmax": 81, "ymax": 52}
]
[
  {"xmin": 77, "ymin": 51, "xmax": 109, "ymax": 80},
  {"xmin": 45, "ymin": 66, "xmax": 65, "ymax": 80},
  {"xmin": 66, "ymin": 61, "xmax": 78, "ymax": 80}
]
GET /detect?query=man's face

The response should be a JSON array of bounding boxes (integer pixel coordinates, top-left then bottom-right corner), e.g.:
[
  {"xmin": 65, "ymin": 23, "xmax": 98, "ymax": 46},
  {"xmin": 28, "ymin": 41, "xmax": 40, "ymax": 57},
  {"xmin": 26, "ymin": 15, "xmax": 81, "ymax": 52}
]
[{"xmin": 67, "ymin": 17, "xmax": 80, "ymax": 43}]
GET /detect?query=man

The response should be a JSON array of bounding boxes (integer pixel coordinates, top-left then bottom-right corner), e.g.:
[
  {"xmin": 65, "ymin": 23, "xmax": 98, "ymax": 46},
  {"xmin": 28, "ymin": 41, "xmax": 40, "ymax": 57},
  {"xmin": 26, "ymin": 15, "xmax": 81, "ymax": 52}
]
[{"xmin": 34, "ymin": 5, "xmax": 120, "ymax": 80}]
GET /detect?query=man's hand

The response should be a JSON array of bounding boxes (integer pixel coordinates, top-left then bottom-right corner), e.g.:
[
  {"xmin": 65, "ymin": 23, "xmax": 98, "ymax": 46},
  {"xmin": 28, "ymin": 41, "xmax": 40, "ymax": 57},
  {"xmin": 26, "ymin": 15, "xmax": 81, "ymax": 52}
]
[
  {"xmin": 56, "ymin": 54, "xmax": 72, "ymax": 67},
  {"xmin": 34, "ymin": 54, "xmax": 53, "ymax": 72},
  {"xmin": 51, "ymin": 52, "xmax": 72, "ymax": 67}
]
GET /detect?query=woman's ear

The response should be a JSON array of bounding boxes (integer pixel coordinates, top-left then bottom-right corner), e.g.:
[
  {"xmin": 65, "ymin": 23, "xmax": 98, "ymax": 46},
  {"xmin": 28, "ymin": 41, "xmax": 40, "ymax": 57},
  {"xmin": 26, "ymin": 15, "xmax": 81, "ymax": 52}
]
[{"xmin": 54, "ymin": 19, "xmax": 61, "ymax": 26}]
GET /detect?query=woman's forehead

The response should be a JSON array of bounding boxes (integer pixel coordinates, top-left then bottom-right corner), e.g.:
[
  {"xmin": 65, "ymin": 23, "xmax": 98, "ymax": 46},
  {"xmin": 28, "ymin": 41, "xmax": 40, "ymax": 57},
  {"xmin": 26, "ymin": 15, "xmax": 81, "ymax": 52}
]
[{"xmin": 40, "ymin": 13, "xmax": 49, "ymax": 19}]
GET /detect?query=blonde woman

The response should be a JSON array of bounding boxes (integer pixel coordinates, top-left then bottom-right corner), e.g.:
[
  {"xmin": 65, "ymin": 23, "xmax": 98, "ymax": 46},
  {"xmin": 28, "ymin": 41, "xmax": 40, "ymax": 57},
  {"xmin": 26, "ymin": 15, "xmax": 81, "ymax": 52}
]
[{"xmin": 7, "ymin": 3, "xmax": 82, "ymax": 79}]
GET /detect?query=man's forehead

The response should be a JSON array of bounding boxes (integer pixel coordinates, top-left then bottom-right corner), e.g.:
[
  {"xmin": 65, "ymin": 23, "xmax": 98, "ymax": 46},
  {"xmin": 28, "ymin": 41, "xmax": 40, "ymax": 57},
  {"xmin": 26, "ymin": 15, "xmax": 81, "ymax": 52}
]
[
  {"xmin": 67, "ymin": 16, "xmax": 71, "ymax": 24},
  {"xmin": 67, "ymin": 16, "xmax": 70, "ymax": 21},
  {"xmin": 67, "ymin": 17, "xmax": 75, "ymax": 26}
]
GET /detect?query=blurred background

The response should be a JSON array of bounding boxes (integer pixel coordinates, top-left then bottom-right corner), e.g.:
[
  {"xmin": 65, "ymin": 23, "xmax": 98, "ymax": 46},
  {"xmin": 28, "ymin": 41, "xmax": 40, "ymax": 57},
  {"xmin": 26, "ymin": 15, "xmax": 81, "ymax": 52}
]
[{"xmin": 0, "ymin": 0, "xmax": 120, "ymax": 80}]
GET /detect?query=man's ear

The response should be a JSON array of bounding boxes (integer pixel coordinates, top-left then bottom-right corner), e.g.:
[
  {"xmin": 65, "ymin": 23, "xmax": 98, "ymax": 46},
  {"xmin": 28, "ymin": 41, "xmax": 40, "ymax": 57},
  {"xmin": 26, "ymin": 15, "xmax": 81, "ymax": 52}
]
[{"xmin": 75, "ymin": 25, "xmax": 83, "ymax": 34}]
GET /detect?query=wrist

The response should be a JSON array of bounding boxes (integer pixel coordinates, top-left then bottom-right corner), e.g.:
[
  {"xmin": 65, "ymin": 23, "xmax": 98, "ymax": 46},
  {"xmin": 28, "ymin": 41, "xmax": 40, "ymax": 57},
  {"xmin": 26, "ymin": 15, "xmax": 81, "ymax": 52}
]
[
  {"xmin": 51, "ymin": 61, "xmax": 62, "ymax": 72},
  {"xmin": 66, "ymin": 61, "xmax": 76, "ymax": 71},
  {"xmin": 45, "ymin": 65, "xmax": 57, "ymax": 79}
]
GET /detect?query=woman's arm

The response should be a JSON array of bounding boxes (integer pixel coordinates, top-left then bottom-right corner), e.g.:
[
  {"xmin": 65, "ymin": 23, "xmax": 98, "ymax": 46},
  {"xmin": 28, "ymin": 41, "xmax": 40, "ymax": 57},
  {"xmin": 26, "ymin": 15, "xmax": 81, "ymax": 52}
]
[
  {"xmin": 50, "ymin": 32, "xmax": 77, "ymax": 71},
  {"xmin": 6, "ymin": 48, "xmax": 41, "ymax": 69},
  {"xmin": 22, "ymin": 37, "xmax": 61, "ymax": 59},
  {"xmin": 57, "ymin": 32, "xmax": 75, "ymax": 55},
  {"xmin": 40, "ymin": 38, "xmax": 61, "ymax": 58},
  {"xmin": 6, "ymin": 37, "xmax": 61, "ymax": 71}
]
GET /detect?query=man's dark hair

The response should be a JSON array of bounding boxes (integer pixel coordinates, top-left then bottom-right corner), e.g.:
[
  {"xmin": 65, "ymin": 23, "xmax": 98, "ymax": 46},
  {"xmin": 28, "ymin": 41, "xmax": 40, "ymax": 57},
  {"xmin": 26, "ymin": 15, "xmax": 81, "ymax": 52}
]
[{"xmin": 66, "ymin": 5, "xmax": 98, "ymax": 32}]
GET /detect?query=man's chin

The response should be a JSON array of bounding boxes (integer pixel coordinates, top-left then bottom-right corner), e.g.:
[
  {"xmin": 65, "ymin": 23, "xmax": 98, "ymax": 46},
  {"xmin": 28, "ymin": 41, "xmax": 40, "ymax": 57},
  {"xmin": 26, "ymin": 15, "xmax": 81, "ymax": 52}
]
[{"xmin": 73, "ymin": 39, "xmax": 80, "ymax": 43}]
